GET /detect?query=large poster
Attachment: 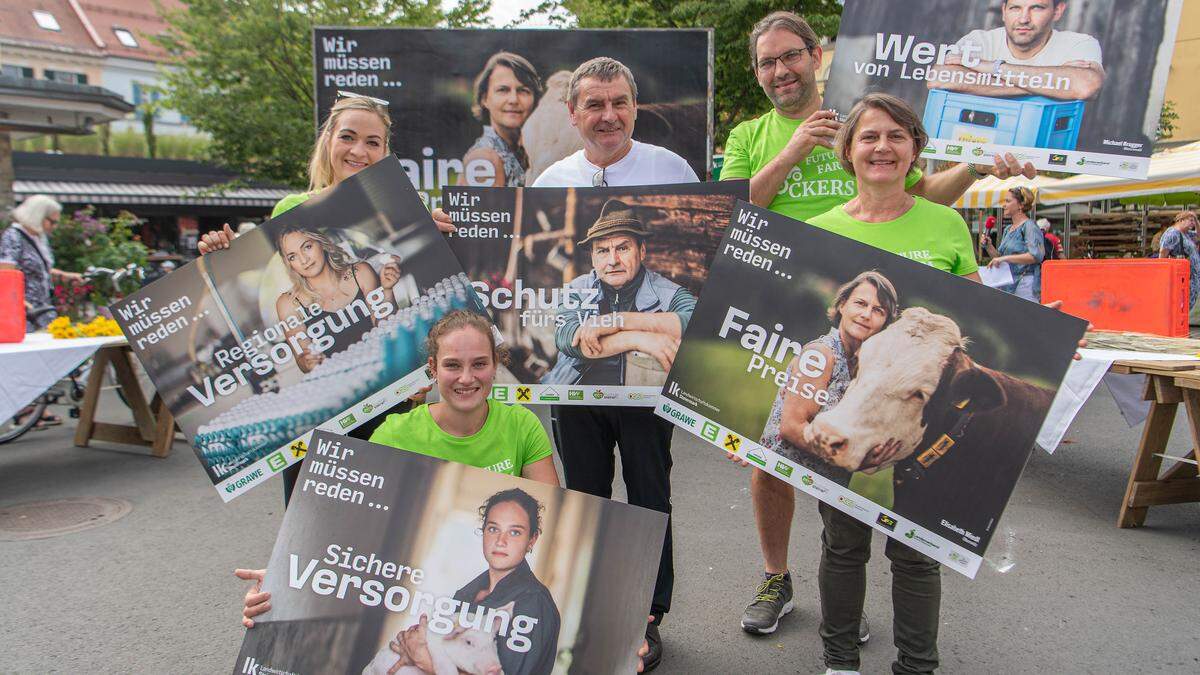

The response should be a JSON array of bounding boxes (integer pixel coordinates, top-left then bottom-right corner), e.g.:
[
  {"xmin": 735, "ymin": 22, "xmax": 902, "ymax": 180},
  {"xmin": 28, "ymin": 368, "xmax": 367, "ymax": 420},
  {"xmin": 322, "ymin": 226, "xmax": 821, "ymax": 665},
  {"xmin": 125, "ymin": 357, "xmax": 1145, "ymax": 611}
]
[
  {"xmin": 442, "ymin": 181, "xmax": 747, "ymax": 406},
  {"xmin": 822, "ymin": 0, "xmax": 1183, "ymax": 179},
  {"xmin": 234, "ymin": 430, "xmax": 667, "ymax": 675},
  {"xmin": 111, "ymin": 158, "xmax": 487, "ymax": 501},
  {"xmin": 313, "ymin": 28, "xmax": 713, "ymax": 208},
  {"xmin": 658, "ymin": 201, "xmax": 1086, "ymax": 577}
]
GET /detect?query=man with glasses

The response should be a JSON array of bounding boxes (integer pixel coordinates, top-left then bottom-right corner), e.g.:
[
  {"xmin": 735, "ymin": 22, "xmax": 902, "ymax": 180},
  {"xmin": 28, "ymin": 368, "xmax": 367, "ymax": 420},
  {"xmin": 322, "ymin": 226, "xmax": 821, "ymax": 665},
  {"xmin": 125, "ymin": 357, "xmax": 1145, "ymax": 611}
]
[
  {"xmin": 721, "ymin": 8, "xmax": 1035, "ymax": 654},
  {"xmin": 532, "ymin": 57, "xmax": 696, "ymax": 188}
]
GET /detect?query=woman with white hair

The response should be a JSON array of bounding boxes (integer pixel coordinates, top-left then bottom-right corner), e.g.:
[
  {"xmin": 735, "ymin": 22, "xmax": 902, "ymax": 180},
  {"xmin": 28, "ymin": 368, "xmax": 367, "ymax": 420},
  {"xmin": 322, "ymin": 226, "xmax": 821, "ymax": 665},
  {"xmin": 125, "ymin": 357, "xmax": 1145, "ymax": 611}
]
[{"xmin": 0, "ymin": 194, "xmax": 84, "ymax": 331}]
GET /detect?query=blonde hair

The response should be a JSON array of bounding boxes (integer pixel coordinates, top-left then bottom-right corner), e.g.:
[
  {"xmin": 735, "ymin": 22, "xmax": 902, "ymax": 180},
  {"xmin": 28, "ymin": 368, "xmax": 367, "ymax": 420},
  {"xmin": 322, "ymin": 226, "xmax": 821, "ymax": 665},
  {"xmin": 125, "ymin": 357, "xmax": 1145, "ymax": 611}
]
[
  {"xmin": 425, "ymin": 310, "xmax": 508, "ymax": 365},
  {"xmin": 307, "ymin": 95, "xmax": 392, "ymax": 192},
  {"xmin": 274, "ymin": 224, "xmax": 356, "ymax": 307},
  {"xmin": 1173, "ymin": 210, "xmax": 1197, "ymax": 226},
  {"xmin": 836, "ymin": 93, "xmax": 929, "ymax": 176},
  {"xmin": 11, "ymin": 194, "xmax": 62, "ymax": 236}
]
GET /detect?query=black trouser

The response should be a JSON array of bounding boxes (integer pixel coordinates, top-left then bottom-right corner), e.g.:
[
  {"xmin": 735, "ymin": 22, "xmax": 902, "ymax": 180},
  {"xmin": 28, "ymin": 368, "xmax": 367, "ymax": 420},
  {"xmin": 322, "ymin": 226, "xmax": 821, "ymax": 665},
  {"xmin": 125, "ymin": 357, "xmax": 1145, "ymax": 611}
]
[
  {"xmin": 818, "ymin": 501, "xmax": 941, "ymax": 674},
  {"xmin": 551, "ymin": 404, "xmax": 675, "ymax": 621},
  {"xmin": 282, "ymin": 399, "xmax": 412, "ymax": 506}
]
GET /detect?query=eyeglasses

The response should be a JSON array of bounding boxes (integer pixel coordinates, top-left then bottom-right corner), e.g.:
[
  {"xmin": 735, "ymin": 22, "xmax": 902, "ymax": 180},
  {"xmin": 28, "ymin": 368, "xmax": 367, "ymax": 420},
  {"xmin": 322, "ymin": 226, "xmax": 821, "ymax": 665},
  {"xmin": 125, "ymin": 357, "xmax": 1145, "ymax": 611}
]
[
  {"xmin": 336, "ymin": 90, "xmax": 389, "ymax": 107},
  {"xmin": 592, "ymin": 167, "xmax": 608, "ymax": 187},
  {"xmin": 756, "ymin": 47, "xmax": 812, "ymax": 74}
]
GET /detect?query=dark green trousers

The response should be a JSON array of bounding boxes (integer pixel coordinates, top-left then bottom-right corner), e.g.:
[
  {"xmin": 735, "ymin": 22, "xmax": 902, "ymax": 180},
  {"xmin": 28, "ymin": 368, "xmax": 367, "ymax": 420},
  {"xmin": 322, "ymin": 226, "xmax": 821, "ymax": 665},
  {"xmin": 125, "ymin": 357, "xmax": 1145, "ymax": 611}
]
[{"xmin": 818, "ymin": 501, "xmax": 941, "ymax": 674}]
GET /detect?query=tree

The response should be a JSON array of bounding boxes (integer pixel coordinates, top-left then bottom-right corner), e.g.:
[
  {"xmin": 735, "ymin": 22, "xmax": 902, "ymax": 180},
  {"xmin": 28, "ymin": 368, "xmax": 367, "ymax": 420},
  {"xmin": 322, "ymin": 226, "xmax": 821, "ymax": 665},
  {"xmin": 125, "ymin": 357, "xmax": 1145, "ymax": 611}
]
[
  {"xmin": 1156, "ymin": 99, "xmax": 1179, "ymax": 142},
  {"xmin": 517, "ymin": 0, "xmax": 843, "ymax": 146},
  {"xmin": 154, "ymin": 0, "xmax": 490, "ymax": 187}
]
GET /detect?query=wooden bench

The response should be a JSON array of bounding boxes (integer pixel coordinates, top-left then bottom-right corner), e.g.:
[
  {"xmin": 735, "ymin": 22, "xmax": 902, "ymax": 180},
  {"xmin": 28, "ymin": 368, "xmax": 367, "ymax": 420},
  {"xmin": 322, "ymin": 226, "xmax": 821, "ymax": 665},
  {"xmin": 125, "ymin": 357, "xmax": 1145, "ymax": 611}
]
[
  {"xmin": 73, "ymin": 342, "xmax": 177, "ymax": 457},
  {"xmin": 1109, "ymin": 359, "xmax": 1200, "ymax": 527}
]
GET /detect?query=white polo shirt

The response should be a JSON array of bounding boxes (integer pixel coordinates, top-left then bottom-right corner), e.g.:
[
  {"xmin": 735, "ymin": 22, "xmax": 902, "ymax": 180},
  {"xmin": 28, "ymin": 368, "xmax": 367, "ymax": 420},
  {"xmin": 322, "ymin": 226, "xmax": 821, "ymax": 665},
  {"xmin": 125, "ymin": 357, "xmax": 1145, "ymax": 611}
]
[{"xmin": 532, "ymin": 140, "xmax": 698, "ymax": 188}]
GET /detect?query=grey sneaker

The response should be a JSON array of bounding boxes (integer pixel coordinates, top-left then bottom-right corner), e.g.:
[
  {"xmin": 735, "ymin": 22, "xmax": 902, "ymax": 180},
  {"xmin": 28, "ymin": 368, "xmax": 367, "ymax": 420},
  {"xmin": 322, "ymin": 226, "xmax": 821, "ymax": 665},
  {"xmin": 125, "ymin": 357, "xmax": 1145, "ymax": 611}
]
[
  {"xmin": 858, "ymin": 614, "xmax": 870, "ymax": 644},
  {"xmin": 740, "ymin": 572, "xmax": 794, "ymax": 634}
]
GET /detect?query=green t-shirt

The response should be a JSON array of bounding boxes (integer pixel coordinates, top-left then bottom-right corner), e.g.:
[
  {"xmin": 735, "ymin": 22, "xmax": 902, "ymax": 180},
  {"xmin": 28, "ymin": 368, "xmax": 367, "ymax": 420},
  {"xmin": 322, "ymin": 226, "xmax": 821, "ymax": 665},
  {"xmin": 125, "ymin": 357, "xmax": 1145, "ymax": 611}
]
[
  {"xmin": 808, "ymin": 197, "xmax": 979, "ymax": 276},
  {"xmin": 271, "ymin": 193, "xmax": 311, "ymax": 218},
  {"xmin": 720, "ymin": 109, "xmax": 922, "ymax": 221},
  {"xmin": 368, "ymin": 400, "xmax": 553, "ymax": 476}
]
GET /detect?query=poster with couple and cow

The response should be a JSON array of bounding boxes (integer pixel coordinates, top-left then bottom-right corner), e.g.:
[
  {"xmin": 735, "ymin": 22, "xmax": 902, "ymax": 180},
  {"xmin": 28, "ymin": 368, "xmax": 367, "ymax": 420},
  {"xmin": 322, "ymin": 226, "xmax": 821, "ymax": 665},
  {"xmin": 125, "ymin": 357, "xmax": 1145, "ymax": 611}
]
[
  {"xmin": 822, "ymin": 0, "xmax": 1184, "ymax": 179},
  {"xmin": 111, "ymin": 158, "xmax": 488, "ymax": 502},
  {"xmin": 235, "ymin": 430, "xmax": 667, "ymax": 675},
  {"xmin": 442, "ymin": 182, "xmax": 747, "ymax": 406},
  {"xmin": 312, "ymin": 27, "xmax": 713, "ymax": 209},
  {"xmin": 657, "ymin": 201, "xmax": 1086, "ymax": 577}
]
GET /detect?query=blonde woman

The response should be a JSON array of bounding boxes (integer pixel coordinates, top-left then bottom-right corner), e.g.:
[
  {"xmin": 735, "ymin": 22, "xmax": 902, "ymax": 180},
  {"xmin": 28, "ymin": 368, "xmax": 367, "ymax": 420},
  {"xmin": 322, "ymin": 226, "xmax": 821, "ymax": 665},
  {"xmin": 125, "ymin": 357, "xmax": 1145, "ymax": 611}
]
[
  {"xmin": 200, "ymin": 94, "xmax": 454, "ymax": 253},
  {"xmin": 271, "ymin": 223, "xmax": 399, "ymax": 372}
]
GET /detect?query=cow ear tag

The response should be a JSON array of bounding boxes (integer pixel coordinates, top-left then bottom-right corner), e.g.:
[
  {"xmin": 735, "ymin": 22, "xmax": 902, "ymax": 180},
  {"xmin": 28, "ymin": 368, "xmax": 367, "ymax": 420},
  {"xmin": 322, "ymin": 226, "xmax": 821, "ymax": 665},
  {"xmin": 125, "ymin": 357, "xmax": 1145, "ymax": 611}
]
[{"xmin": 953, "ymin": 397, "xmax": 971, "ymax": 410}]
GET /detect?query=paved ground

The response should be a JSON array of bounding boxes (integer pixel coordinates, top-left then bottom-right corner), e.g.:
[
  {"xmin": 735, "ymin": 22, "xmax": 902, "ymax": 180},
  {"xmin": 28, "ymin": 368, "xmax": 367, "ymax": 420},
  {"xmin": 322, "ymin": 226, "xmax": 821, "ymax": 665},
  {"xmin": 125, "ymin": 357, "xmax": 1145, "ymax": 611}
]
[{"xmin": 2, "ymin": 389, "xmax": 1198, "ymax": 674}]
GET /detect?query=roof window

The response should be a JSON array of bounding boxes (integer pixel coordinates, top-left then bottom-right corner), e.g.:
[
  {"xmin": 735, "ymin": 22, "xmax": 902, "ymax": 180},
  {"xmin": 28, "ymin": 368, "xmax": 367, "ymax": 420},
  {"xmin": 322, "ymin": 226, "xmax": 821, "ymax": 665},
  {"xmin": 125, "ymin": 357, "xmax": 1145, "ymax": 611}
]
[
  {"xmin": 33, "ymin": 10, "xmax": 61, "ymax": 31},
  {"xmin": 113, "ymin": 28, "xmax": 139, "ymax": 48}
]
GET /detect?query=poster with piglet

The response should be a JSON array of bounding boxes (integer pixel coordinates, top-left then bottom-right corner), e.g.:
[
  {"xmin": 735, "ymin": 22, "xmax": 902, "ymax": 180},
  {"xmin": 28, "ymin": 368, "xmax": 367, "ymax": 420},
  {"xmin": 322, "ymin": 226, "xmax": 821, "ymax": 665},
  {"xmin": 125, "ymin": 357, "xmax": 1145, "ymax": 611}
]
[{"xmin": 234, "ymin": 430, "xmax": 666, "ymax": 675}]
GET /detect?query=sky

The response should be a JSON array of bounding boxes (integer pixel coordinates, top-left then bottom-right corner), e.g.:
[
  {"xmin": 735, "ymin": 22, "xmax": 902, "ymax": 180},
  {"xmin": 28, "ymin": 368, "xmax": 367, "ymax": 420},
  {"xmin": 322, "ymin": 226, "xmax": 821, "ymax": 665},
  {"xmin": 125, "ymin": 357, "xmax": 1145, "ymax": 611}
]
[{"xmin": 485, "ymin": 0, "xmax": 564, "ymax": 27}]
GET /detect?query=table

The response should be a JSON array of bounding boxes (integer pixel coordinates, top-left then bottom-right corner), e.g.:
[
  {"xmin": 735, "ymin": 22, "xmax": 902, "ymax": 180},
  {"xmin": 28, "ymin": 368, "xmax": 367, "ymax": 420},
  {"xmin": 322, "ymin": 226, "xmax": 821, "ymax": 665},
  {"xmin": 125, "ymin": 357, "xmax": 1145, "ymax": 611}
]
[
  {"xmin": 1108, "ymin": 359, "xmax": 1200, "ymax": 528},
  {"xmin": 0, "ymin": 334, "xmax": 175, "ymax": 456},
  {"xmin": 73, "ymin": 342, "xmax": 177, "ymax": 457}
]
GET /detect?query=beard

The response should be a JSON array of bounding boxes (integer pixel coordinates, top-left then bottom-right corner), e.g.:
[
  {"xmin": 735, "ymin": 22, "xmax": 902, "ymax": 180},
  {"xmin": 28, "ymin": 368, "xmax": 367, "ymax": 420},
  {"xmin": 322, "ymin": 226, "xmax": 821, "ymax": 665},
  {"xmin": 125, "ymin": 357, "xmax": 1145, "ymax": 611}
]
[{"xmin": 765, "ymin": 74, "xmax": 815, "ymax": 112}]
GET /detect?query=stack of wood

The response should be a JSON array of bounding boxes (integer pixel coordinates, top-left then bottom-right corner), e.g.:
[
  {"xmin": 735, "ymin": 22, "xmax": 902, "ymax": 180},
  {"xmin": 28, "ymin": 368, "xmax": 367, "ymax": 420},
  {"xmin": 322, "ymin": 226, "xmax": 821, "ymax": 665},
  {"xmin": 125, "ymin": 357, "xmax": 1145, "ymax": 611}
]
[{"xmin": 1069, "ymin": 210, "xmax": 1178, "ymax": 258}]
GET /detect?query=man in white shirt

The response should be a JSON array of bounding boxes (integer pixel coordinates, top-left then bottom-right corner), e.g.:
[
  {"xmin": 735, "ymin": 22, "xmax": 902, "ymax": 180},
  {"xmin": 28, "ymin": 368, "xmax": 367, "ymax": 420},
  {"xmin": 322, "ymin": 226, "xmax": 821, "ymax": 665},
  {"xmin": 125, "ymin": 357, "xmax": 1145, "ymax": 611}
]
[
  {"xmin": 532, "ymin": 57, "xmax": 697, "ymax": 187},
  {"xmin": 933, "ymin": 0, "xmax": 1104, "ymax": 100}
]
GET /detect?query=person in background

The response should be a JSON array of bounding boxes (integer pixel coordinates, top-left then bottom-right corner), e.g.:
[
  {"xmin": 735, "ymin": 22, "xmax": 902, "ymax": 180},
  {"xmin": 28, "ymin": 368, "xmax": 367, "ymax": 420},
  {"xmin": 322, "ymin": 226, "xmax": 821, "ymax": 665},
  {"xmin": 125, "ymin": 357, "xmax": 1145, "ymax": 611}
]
[
  {"xmin": 0, "ymin": 195, "xmax": 85, "ymax": 430},
  {"xmin": 980, "ymin": 186, "xmax": 1044, "ymax": 301},
  {"xmin": 1037, "ymin": 217, "xmax": 1062, "ymax": 260},
  {"xmin": 0, "ymin": 195, "xmax": 85, "ymax": 331},
  {"xmin": 1158, "ymin": 211, "xmax": 1200, "ymax": 308}
]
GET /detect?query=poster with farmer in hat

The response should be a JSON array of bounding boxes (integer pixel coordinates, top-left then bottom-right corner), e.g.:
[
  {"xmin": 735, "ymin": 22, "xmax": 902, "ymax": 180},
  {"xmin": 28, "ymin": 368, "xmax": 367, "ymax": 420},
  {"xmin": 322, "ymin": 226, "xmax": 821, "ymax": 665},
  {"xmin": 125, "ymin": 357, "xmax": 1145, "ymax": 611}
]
[{"xmin": 441, "ymin": 182, "xmax": 747, "ymax": 406}]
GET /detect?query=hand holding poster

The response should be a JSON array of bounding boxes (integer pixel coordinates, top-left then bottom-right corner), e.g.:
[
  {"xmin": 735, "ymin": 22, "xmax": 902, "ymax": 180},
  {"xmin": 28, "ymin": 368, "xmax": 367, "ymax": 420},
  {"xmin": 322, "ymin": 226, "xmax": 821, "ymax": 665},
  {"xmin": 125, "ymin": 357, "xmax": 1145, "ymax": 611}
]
[
  {"xmin": 314, "ymin": 28, "xmax": 713, "ymax": 208},
  {"xmin": 822, "ymin": 0, "xmax": 1183, "ymax": 178},
  {"xmin": 111, "ymin": 158, "xmax": 488, "ymax": 501},
  {"xmin": 234, "ymin": 430, "xmax": 667, "ymax": 675},
  {"xmin": 657, "ymin": 201, "xmax": 1086, "ymax": 577},
  {"xmin": 443, "ymin": 182, "xmax": 747, "ymax": 405}
]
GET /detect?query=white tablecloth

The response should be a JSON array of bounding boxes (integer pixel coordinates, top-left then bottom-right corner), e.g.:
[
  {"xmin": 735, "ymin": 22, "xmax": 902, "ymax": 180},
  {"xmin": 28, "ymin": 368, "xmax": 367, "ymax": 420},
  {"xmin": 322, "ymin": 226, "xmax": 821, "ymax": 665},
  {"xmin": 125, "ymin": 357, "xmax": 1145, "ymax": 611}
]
[
  {"xmin": 0, "ymin": 334, "xmax": 126, "ymax": 422},
  {"xmin": 1037, "ymin": 348, "xmax": 1200, "ymax": 453}
]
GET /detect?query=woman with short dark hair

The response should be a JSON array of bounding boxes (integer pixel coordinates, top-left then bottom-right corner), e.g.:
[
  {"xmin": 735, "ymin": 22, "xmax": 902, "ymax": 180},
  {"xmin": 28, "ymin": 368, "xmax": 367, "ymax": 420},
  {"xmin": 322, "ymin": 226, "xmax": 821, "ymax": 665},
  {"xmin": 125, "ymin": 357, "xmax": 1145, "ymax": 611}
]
[{"xmin": 461, "ymin": 51, "xmax": 544, "ymax": 187}]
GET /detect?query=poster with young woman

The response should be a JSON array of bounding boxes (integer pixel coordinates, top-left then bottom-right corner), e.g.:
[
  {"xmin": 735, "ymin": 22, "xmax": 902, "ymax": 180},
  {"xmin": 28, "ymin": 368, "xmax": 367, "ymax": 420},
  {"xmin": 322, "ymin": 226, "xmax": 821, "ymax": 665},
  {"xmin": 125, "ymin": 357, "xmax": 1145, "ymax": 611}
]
[
  {"xmin": 234, "ymin": 430, "xmax": 667, "ymax": 675},
  {"xmin": 442, "ymin": 181, "xmax": 746, "ymax": 406},
  {"xmin": 111, "ymin": 158, "xmax": 487, "ymax": 502},
  {"xmin": 313, "ymin": 27, "xmax": 713, "ymax": 208},
  {"xmin": 821, "ymin": 0, "xmax": 1183, "ymax": 179},
  {"xmin": 656, "ymin": 201, "xmax": 1086, "ymax": 578}
]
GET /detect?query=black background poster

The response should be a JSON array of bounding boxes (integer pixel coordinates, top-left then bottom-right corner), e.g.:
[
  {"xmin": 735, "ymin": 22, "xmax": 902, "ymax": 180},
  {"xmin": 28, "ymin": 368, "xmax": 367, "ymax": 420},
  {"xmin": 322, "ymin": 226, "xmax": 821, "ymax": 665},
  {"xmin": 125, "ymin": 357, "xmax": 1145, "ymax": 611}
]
[
  {"xmin": 659, "ymin": 200, "xmax": 1086, "ymax": 576},
  {"xmin": 314, "ymin": 28, "xmax": 713, "ymax": 207},
  {"xmin": 112, "ymin": 159, "xmax": 485, "ymax": 501},
  {"xmin": 235, "ymin": 431, "xmax": 667, "ymax": 675}
]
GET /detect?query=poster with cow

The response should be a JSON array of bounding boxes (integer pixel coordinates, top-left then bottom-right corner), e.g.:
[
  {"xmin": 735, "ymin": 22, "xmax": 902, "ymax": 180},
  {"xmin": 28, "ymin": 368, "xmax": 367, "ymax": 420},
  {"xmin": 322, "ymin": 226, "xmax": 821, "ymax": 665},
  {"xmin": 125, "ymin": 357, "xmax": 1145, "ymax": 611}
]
[
  {"xmin": 822, "ymin": 0, "xmax": 1183, "ymax": 179},
  {"xmin": 234, "ymin": 430, "xmax": 667, "ymax": 675},
  {"xmin": 313, "ymin": 27, "xmax": 713, "ymax": 209},
  {"xmin": 657, "ymin": 200, "xmax": 1086, "ymax": 577},
  {"xmin": 110, "ymin": 158, "xmax": 488, "ymax": 502},
  {"xmin": 442, "ymin": 181, "xmax": 747, "ymax": 406}
]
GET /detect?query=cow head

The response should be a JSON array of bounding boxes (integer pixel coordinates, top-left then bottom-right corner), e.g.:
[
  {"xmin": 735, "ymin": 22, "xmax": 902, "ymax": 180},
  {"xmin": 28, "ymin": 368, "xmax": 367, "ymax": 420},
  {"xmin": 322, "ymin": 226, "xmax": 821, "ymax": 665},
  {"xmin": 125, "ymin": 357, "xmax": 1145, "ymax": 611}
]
[{"xmin": 806, "ymin": 307, "xmax": 1004, "ymax": 472}]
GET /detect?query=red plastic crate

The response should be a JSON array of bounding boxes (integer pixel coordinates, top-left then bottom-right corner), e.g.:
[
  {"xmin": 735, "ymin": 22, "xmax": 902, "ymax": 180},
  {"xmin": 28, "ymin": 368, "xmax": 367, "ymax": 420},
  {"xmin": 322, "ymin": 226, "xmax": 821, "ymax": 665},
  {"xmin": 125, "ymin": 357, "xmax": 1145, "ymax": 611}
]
[{"xmin": 1041, "ymin": 259, "xmax": 1190, "ymax": 337}]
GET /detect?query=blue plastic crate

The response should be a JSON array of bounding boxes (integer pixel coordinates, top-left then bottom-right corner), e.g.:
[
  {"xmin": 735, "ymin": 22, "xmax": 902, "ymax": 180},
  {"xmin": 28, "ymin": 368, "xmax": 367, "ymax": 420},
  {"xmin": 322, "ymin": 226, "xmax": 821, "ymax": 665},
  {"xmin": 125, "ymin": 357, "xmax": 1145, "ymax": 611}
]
[{"xmin": 922, "ymin": 89, "xmax": 1083, "ymax": 150}]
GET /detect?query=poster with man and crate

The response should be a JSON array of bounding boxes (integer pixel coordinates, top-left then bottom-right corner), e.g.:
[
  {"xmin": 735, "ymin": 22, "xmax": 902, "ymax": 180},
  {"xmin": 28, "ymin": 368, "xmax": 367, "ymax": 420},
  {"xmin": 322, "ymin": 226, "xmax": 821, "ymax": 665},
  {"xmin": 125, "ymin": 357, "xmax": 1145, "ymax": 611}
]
[{"xmin": 822, "ymin": 0, "xmax": 1184, "ymax": 178}]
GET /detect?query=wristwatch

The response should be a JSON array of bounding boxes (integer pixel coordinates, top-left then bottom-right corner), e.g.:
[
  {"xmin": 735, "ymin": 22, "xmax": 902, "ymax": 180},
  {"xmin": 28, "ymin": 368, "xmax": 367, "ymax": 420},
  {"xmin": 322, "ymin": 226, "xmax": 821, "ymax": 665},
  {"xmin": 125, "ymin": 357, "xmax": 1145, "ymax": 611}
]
[{"xmin": 992, "ymin": 59, "xmax": 1005, "ymax": 75}]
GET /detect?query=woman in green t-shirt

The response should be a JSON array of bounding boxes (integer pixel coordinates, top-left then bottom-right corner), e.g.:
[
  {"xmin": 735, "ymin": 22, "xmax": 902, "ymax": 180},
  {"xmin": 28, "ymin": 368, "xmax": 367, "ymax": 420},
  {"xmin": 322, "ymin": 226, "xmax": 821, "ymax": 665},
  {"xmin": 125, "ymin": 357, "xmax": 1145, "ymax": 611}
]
[{"xmin": 238, "ymin": 310, "xmax": 560, "ymax": 625}]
